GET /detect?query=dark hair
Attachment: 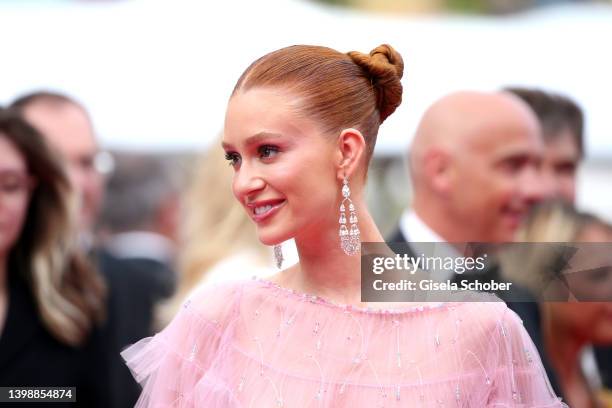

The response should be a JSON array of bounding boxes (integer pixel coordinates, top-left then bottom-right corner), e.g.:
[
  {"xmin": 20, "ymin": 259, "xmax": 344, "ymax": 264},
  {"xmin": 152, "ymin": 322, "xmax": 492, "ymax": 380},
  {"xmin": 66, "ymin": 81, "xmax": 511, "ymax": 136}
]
[
  {"xmin": 0, "ymin": 108, "xmax": 105, "ymax": 346},
  {"xmin": 233, "ymin": 44, "xmax": 404, "ymax": 162},
  {"xmin": 504, "ymin": 87, "xmax": 584, "ymax": 157}
]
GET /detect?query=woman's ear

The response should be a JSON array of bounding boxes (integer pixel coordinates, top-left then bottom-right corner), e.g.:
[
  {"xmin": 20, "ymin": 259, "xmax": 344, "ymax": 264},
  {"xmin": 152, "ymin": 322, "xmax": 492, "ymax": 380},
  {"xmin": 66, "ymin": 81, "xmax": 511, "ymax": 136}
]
[{"xmin": 335, "ymin": 128, "xmax": 366, "ymax": 181}]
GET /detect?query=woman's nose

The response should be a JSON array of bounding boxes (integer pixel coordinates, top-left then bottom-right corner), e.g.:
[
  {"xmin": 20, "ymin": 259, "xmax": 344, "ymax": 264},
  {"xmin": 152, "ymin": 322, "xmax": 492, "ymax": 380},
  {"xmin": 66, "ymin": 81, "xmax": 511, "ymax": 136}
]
[{"xmin": 232, "ymin": 163, "xmax": 266, "ymax": 202}]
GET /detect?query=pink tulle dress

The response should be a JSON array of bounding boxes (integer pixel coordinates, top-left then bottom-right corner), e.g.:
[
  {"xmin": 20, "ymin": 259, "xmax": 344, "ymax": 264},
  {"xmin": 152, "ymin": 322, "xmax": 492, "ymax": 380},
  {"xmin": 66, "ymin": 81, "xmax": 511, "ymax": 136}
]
[{"xmin": 122, "ymin": 278, "xmax": 566, "ymax": 407}]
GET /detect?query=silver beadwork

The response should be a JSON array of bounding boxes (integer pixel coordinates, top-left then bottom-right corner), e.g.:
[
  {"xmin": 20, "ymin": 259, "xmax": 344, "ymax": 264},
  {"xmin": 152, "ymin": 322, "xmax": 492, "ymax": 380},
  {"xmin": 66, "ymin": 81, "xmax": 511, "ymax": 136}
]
[
  {"xmin": 525, "ymin": 348, "xmax": 533, "ymax": 363},
  {"xmin": 339, "ymin": 177, "xmax": 360, "ymax": 255},
  {"xmin": 188, "ymin": 343, "xmax": 197, "ymax": 361},
  {"xmin": 273, "ymin": 244, "xmax": 284, "ymax": 269}
]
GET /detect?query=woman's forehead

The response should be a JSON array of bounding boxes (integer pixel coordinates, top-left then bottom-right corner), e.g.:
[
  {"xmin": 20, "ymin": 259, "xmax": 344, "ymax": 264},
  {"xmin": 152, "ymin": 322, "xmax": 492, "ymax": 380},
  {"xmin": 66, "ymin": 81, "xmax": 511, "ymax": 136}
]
[
  {"xmin": 223, "ymin": 92, "xmax": 321, "ymax": 148},
  {"xmin": 0, "ymin": 135, "xmax": 27, "ymax": 169}
]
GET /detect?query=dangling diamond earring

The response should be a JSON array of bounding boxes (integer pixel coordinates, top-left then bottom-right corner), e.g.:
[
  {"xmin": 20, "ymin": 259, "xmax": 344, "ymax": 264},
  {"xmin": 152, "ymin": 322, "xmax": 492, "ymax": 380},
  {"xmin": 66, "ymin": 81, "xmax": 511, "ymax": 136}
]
[
  {"xmin": 339, "ymin": 177, "xmax": 360, "ymax": 255},
  {"xmin": 273, "ymin": 244, "xmax": 284, "ymax": 269}
]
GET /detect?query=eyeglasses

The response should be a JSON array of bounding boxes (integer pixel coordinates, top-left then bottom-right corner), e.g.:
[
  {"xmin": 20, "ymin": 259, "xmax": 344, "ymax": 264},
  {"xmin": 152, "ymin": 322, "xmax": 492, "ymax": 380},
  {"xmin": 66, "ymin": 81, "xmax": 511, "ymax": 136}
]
[
  {"xmin": 94, "ymin": 150, "xmax": 115, "ymax": 175},
  {"xmin": 68, "ymin": 151, "xmax": 115, "ymax": 176}
]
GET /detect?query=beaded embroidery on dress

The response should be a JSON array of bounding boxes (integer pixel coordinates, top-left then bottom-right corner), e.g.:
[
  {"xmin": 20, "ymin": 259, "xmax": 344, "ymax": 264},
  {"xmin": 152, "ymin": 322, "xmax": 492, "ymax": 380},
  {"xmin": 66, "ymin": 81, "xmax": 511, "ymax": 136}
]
[{"xmin": 122, "ymin": 278, "xmax": 566, "ymax": 407}]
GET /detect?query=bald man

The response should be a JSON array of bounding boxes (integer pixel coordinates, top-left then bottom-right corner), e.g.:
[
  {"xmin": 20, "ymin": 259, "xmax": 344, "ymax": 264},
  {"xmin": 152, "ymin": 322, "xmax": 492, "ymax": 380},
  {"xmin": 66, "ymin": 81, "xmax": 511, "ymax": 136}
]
[
  {"xmin": 388, "ymin": 90, "xmax": 562, "ymax": 396},
  {"xmin": 404, "ymin": 90, "xmax": 548, "ymax": 244}
]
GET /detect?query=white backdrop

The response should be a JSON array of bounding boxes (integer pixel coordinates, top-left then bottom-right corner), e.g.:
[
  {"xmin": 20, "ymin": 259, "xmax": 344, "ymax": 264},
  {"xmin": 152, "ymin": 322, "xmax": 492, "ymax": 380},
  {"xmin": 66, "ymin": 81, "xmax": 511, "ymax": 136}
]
[
  {"xmin": 1, "ymin": 0, "xmax": 611, "ymax": 219},
  {"xmin": 1, "ymin": 0, "xmax": 611, "ymax": 155}
]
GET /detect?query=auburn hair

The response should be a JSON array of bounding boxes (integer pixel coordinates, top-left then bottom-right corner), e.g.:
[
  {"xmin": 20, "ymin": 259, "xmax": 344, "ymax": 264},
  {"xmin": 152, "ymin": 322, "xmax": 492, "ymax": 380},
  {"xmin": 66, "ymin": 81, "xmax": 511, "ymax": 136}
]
[{"xmin": 232, "ymin": 44, "xmax": 404, "ymax": 161}]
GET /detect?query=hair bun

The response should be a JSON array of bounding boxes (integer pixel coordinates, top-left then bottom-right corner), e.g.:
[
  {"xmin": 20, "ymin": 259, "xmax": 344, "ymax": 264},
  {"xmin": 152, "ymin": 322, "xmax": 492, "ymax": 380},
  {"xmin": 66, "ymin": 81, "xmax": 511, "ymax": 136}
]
[{"xmin": 347, "ymin": 44, "xmax": 404, "ymax": 122}]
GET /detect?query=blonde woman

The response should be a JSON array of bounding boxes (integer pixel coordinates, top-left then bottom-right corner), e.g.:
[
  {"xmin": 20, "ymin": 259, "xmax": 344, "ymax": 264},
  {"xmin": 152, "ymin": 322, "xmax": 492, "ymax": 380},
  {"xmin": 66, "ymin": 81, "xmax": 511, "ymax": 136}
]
[
  {"xmin": 0, "ymin": 109, "xmax": 109, "ymax": 407},
  {"xmin": 506, "ymin": 201, "xmax": 612, "ymax": 407}
]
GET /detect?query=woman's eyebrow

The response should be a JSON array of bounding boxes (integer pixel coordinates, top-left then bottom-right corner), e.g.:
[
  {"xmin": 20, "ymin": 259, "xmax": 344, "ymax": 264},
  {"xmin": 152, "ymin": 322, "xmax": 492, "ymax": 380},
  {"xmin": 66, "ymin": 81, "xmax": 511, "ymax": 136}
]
[{"xmin": 222, "ymin": 132, "xmax": 284, "ymax": 150}]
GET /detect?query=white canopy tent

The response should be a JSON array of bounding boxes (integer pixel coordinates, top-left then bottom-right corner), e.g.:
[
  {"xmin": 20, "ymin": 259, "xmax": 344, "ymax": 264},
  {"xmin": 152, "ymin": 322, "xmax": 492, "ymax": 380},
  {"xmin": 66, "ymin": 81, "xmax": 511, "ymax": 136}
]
[{"xmin": 1, "ymin": 0, "xmax": 611, "ymax": 155}]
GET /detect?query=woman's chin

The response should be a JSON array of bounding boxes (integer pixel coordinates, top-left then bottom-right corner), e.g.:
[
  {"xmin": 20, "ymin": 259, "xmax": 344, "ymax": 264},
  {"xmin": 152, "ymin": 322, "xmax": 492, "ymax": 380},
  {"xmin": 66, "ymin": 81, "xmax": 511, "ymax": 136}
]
[{"xmin": 257, "ymin": 230, "xmax": 292, "ymax": 247}]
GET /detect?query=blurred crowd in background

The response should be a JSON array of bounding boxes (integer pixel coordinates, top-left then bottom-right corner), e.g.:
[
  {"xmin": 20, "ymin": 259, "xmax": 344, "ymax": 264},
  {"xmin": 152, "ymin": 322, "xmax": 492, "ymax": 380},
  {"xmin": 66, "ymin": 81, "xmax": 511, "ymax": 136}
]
[
  {"xmin": 0, "ymin": 0, "xmax": 611, "ymax": 407},
  {"xmin": 318, "ymin": 0, "xmax": 612, "ymax": 14}
]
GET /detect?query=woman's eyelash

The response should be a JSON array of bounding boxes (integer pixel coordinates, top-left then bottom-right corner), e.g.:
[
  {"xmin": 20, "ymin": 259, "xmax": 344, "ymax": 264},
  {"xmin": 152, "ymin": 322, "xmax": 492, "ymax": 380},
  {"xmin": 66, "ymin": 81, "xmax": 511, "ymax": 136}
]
[
  {"xmin": 258, "ymin": 145, "xmax": 280, "ymax": 158},
  {"xmin": 224, "ymin": 145, "xmax": 278, "ymax": 167},
  {"xmin": 224, "ymin": 152, "xmax": 240, "ymax": 166}
]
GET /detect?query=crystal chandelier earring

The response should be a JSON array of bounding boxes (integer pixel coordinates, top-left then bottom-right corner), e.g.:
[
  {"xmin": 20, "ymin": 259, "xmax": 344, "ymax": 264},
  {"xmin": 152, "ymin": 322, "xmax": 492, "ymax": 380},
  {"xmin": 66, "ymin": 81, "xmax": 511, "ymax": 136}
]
[
  {"xmin": 339, "ymin": 177, "xmax": 360, "ymax": 255},
  {"xmin": 273, "ymin": 244, "xmax": 284, "ymax": 269}
]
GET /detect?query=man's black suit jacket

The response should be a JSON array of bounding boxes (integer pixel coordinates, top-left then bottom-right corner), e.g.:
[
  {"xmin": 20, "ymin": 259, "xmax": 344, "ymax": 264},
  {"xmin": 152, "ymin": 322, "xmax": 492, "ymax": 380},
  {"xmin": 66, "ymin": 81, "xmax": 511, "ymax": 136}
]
[{"xmin": 96, "ymin": 249, "xmax": 176, "ymax": 408}]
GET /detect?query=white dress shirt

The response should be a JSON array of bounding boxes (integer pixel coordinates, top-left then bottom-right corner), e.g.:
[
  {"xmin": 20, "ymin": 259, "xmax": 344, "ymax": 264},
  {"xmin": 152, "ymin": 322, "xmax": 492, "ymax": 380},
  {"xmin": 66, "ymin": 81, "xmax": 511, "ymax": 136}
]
[{"xmin": 398, "ymin": 210, "xmax": 462, "ymax": 282}]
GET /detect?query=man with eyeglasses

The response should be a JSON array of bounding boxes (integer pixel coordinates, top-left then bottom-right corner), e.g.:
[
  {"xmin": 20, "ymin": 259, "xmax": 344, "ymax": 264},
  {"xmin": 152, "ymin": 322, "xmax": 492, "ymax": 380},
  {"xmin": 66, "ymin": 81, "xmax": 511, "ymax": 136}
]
[{"xmin": 11, "ymin": 93, "xmax": 111, "ymax": 243}]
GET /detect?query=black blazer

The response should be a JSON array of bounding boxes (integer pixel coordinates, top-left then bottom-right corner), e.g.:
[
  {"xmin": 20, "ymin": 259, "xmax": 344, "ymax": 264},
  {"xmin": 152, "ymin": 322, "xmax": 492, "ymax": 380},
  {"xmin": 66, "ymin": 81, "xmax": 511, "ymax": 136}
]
[
  {"xmin": 0, "ymin": 271, "xmax": 112, "ymax": 408},
  {"xmin": 595, "ymin": 346, "xmax": 612, "ymax": 389},
  {"xmin": 96, "ymin": 249, "xmax": 176, "ymax": 408},
  {"xmin": 386, "ymin": 227, "xmax": 564, "ymax": 398}
]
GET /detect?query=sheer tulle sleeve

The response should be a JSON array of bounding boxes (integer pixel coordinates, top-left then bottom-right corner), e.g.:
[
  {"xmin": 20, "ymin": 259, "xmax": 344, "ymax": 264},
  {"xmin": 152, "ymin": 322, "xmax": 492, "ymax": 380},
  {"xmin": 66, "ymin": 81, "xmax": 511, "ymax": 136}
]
[
  {"xmin": 486, "ymin": 307, "xmax": 567, "ymax": 407},
  {"xmin": 121, "ymin": 282, "xmax": 239, "ymax": 408}
]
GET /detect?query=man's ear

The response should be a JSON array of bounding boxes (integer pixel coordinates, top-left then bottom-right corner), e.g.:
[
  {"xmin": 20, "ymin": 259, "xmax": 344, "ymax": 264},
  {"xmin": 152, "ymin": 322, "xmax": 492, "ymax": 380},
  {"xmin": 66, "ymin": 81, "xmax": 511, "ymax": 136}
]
[
  {"xmin": 335, "ymin": 128, "xmax": 367, "ymax": 181},
  {"xmin": 423, "ymin": 148, "xmax": 453, "ymax": 195}
]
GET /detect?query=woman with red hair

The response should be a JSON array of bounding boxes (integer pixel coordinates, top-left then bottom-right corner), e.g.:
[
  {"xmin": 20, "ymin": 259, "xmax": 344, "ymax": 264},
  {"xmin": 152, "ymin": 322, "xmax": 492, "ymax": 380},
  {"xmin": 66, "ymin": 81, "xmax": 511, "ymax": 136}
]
[{"xmin": 123, "ymin": 44, "xmax": 565, "ymax": 407}]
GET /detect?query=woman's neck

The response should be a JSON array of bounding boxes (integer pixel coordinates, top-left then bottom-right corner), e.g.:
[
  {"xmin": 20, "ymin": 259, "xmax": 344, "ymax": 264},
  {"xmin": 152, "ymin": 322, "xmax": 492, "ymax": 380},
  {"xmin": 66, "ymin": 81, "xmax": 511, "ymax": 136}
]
[
  {"xmin": 279, "ymin": 202, "xmax": 386, "ymax": 306},
  {"xmin": 544, "ymin": 314, "xmax": 584, "ymax": 380},
  {"xmin": 543, "ymin": 308, "xmax": 597, "ymax": 407}
]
